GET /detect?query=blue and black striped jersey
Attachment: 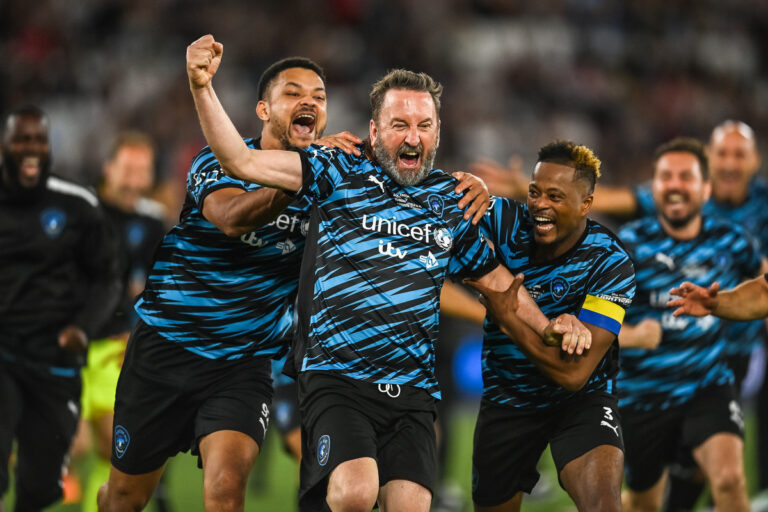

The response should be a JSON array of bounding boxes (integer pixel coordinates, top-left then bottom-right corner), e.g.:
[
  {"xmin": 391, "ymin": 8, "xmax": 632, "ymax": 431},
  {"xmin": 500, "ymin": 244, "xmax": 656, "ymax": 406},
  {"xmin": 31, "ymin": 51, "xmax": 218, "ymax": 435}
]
[
  {"xmin": 631, "ymin": 180, "xmax": 768, "ymax": 357},
  {"xmin": 135, "ymin": 138, "xmax": 308, "ymax": 360},
  {"xmin": 293, "ymin": 144, "xmax": 499, "ymax": 399},
  {"xmin": 702, "ymin": 179, "xmax": 768, "ymax": 357},
  {"xmin": 480, "ymin": 198, "xmax": 636, "ymax": 409},
  {"xmin": 617, "ymin": 216, "xmax": 762, "ymax": 412}
]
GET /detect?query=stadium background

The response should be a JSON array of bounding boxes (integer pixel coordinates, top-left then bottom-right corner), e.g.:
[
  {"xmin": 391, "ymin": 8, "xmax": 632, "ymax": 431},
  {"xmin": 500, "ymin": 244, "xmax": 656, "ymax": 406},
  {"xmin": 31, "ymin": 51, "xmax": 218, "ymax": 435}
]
[{"xmin": 1, "ymin": 0, "xmax": 766, "ymax": 510}]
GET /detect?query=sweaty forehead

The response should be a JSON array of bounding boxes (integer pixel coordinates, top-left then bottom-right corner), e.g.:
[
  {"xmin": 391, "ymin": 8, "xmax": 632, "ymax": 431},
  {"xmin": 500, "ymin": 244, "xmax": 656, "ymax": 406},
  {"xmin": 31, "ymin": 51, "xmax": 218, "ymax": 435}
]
[
  {"xmin": 655, "ymin": 152, "xmax": 701, "ymax": 175},
  {"xmin": 380, "ymin": 89, "xmax": 436, "ymax": 120},
  {"xmin": 532, "ymin": 161, "xmax": 575, "ymax": 184},
  {"xmin": 711, "ymin": 128, "xmax": 755, "ymax": 151},
  {"xmin": 4, "ymin": 114, "xmax": 48, "ymax": 140},
  {"xmin": 269, "ymin": 68, "xmax": 325, "ymax": 95}
]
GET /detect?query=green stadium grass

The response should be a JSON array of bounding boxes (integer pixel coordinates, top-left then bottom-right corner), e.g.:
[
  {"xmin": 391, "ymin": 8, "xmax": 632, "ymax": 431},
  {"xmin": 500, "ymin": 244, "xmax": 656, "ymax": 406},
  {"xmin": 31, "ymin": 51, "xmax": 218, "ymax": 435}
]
[{"xmin": 2, "ymin": 407, "xmax": 760, "ymax": 511}]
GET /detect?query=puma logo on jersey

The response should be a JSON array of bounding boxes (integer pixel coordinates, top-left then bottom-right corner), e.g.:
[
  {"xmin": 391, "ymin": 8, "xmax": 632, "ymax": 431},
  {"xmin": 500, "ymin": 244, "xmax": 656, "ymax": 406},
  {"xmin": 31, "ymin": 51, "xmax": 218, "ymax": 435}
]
[
  {"xmin": 368, "ymin": 175, "xmax": 386, "ymax": 193},
  {"xmin": 600, "ymin": 420, "xmax": 620, "ymax": 437},
  {"xmin": 655, "ymin": 252, "xmax": 675, "ymax": 270}
]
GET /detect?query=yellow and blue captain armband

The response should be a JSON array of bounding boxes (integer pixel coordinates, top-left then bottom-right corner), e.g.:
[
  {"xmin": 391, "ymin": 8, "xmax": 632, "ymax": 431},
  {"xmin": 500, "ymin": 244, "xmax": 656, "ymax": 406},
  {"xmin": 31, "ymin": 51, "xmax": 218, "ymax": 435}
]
[{"xmin": 577, "ymin": 295, "xmax": 626, "ymax": 335}]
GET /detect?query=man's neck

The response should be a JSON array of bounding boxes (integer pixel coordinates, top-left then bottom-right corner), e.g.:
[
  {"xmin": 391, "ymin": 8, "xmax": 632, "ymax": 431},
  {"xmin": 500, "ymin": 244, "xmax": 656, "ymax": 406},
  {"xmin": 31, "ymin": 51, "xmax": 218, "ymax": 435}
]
[
  {"xmin": 712, "ymin": 188, "xmax": 749, "ymax": 206},
  {"xmin": 533, "ymin": 220, "xmax": 587, "ymax": 262},
  {"xmin": 260, "ymin": 131, "xmax": 286, "ymax": 151}
]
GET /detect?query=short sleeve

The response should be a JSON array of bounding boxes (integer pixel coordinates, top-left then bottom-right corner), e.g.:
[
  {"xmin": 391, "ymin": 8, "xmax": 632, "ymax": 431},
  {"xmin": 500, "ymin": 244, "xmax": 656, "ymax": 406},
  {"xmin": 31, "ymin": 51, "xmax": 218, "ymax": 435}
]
[
  {"xmin": 578, "ymin": 250, "xmax": 636, "ymax": 336},
  {"xmin": 447, "ymin": 215, "xmax": 499, "ymax": 279},
  {"xmin": 296, "ymin": 144, "xmax": 355, "ymax": 203},
  {"xmin": 479, "ymin": 196, "xmax": 525, "ymax": 249},
  {"xmin": 186, "ymin": 145, "xmax": 254, "ymax": 210}
]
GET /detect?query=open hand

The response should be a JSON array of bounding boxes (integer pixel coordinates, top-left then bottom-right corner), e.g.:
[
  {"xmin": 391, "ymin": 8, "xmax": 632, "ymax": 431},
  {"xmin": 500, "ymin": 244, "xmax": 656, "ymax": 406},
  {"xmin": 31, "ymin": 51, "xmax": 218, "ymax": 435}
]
[
  {"xmin": 668, "ymin": 281, "xmax": 719, "ymax": 317},
  {"xmin": 315, "ymin": 131, "xmax": 362, "ymax": 156},
  {"xmin": 453, "ymin": 171, "xmax": 490, "ymax": 225}
]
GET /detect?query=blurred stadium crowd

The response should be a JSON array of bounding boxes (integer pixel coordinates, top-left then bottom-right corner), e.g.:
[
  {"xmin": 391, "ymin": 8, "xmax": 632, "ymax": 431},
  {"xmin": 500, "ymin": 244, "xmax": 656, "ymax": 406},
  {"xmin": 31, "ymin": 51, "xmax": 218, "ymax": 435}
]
[{"xmin": 2, "ymin": 0, "xmax": 768, "ymax": 197}]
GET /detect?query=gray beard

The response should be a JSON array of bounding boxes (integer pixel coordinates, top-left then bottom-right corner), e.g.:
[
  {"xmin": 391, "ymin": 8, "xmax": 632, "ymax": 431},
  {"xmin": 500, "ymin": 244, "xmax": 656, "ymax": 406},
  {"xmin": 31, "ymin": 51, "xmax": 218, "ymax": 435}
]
[{"xmin": 373, "ymin": 142, "xmax": 438, "ymax": 187}]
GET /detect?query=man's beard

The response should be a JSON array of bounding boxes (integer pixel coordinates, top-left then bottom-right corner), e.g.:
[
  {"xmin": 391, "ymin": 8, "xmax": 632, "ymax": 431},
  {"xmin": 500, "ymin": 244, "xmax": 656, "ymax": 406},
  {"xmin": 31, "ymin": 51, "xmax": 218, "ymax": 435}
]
[
  {"xmin": 660, "ymin": 209, "xmax": 699, "ymax": 229},
  {"xmin": 269, "ymin": 116, "xmax": 294, "ymax": 150},
  {"xmin": 373, "ymin": 141, "xmax": 438, "ymax": 187}
]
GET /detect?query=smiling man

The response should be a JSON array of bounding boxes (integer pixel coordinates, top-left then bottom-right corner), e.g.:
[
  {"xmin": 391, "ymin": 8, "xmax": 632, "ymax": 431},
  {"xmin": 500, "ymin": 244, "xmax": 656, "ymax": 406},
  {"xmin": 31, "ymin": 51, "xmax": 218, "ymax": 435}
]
[
  {"xmin": 616, "ymin": 137, "xmax": 764, "ymax": 512},
  {"xmin": 97, "ymin": 57, "xmax": 347, "ymax": 512},
  {"xmin": 186, "ymin": 35, "xmax": 591, "ymax": 512},
  {"xmin": 467, "ymin": 141, "xmax": 636, "ymax": 512},
  {"xmin": 0, "ymin": 105, "xmax": 120, "ymax": 511}
]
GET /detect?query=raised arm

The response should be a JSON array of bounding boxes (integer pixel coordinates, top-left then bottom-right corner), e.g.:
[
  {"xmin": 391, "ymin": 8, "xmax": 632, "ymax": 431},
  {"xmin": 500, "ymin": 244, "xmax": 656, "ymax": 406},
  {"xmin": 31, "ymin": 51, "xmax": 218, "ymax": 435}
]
[{"xmin": 186, "ymin": 35, "xmax": 302, "ymax": 191}]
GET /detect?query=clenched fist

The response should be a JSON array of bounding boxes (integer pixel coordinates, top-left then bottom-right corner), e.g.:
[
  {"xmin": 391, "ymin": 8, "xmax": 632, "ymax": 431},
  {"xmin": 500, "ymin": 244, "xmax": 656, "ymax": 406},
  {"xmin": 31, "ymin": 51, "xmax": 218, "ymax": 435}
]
[{"xmin": 187, "ymin": 34, "xmax": 223, "ymax": 89}]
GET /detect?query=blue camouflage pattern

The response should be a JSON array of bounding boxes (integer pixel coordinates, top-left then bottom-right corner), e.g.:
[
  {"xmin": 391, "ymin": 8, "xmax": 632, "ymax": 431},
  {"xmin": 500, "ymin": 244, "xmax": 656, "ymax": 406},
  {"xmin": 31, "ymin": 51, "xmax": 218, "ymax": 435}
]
[
  {"xmin": 135, "ymin": 138, "xmax": 308, "ymax": 360},
  {"xmin": 294, "ymin": 143, "xmax": 498, "ymax": 399},
  {"xmin": 617, "ymin": 216, "xmax": 762, "ymax": 411},
  {"xmin": 480, "ymin": 198, "xmax": 636, "ymax": 409}
]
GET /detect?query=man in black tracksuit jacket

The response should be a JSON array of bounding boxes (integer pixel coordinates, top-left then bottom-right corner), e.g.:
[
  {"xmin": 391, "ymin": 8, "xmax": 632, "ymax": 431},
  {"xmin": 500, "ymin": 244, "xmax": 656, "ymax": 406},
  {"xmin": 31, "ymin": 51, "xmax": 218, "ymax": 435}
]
[{"xmin": 0, "ymin": 105, "xmax": 120, "ymax": 511}]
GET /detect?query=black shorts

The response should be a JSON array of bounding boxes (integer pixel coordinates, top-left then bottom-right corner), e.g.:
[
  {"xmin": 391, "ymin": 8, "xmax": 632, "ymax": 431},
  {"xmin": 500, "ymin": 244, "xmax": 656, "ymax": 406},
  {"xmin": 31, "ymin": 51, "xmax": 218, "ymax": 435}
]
[
  {"xmin": 273, "ymin": 379, "xmax": 301, "ymax": 436},
  {"xmin": 622, "ymin": 383, "xmax": 744, "ymax": 492},
  {"xmin": 726, "ymin": 353, "xmax": 751, "ymax": 393},
  {"xmin": 111, "ymin": 320, "xmax": 273, "ymax": 474},
  {"xmin": 297, "ymin": 372, "xmax": 437, "ymax": 512},
  {"xmin": 0, "ymin": 357, "xmax": 81, "ymax": 509},
  {"xmin": 472, "ymin": 392, "xmax": 623, "ymax": 507}
]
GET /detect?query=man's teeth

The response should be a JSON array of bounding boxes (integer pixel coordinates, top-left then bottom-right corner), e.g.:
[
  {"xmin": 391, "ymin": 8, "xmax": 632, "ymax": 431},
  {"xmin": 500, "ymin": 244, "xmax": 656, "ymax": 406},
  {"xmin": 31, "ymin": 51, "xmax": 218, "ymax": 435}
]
[
  {"xmin": 534, "ymin": 216, "xmax": 553, "ymax": 223},
  {"xmin": 666, "ymin": 193, "xmax": 684, "ymax": 203}
]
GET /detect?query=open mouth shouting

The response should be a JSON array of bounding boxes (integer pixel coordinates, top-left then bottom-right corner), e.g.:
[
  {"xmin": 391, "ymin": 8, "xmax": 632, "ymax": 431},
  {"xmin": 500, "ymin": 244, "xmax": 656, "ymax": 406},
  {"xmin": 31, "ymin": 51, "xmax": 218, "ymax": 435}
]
[
  {"xmin": 291, "ymin": 111, "xmax": 317, "ymax": 138},
  {"xmin": 18, "ymin": 155, "xmax": 42, "ymax": 186},
  {"xmin": 397, "ymin": 144, "xmax": 422, "ymax": 171}
]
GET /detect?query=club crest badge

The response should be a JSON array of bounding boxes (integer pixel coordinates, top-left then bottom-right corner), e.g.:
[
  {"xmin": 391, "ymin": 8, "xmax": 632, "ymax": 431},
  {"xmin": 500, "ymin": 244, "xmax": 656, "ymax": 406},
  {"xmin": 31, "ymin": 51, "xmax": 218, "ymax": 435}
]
[
  {"xmin": 40, "ymin": 208, "xmax": 66, "ymax": 239},
  {"xmin": 317, "ymin": 434, "xmax": 331, "ymax": 466},
  {"xmin": 427, "ymin": 194, "xmax": 444, "ymax": 217},
  {"xmin": 550, "ymin": 276, "xmax": 570, "ymax": 303},
  {"xmin": 114, "ymin": 425, "xmax": 130, "ymax": 459},
  {"xmin": 126, "ymin": 221, "xmax": 146, "ymax": 249}
]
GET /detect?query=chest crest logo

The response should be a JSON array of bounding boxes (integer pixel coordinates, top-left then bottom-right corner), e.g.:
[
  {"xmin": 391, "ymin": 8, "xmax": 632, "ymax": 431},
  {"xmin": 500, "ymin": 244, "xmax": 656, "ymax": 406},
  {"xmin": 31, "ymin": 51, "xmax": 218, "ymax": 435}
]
[
  {"xmin": 427, "ymin": 194, "xmax": 444, "ymax": 217},
  {"xmin": 550, "ymin": 276, "xmax": 570, "ymax": 303},
  {"xmin": 40, "ymin": 208, "xmax": 66, "ymax": 239}
]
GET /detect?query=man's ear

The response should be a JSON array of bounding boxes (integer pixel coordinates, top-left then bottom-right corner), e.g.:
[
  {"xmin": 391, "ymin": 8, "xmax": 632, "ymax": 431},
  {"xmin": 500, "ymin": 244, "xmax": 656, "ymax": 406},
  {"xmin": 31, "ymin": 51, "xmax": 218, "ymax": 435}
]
[
  {"xmin": 582, "ymin": 193, "xmax": 594, "ymax": 216},
  {"xmin": 369, "ymin": 119, "xmax": 377, "ymax": 146},
  {"xmin": 256, "ymin": 100, "xmax": 269, "ymax": 122}
]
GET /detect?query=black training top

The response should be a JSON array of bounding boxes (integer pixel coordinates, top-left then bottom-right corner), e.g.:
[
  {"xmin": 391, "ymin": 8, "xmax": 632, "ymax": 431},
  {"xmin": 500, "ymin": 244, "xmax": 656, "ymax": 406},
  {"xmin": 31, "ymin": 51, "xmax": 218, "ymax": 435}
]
[{"xmin": 0, "ymin": 173, "xmax": 121, "ymax": 371}]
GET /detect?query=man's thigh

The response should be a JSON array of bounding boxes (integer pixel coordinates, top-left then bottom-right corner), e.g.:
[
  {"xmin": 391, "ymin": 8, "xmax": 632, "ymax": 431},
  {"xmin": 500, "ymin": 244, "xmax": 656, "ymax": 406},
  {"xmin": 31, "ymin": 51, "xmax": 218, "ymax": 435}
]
[
  {"xmin": 0, "ymin": 361, "xmax": 23, "ymax": 494},
  {"xmin": 377, "ymin": 407, "xmax": 437, "ymax": 496},
  {"xmin": 472, "ymin": 400, "xmax": 551, "ymax": 507},
  {"xmin": 550, "ymin": 393, "xmax": 624, "ymax": 478},
  {"xmin": 682, "ymin": 383, "xmax": 744, "ymax": 449},
  {"xmin": 299, "ymin": 403, "xmax": 378, "ymax": 511},
  {"xmin": 14, "ymin": 370, "xmax": 81, "ymax": 509},
  {"xmin": 110, "ymin": 328, "xmax": 197, "ymax": 474},
  {"xmin": 621, "ymin": 405, "xmax": 681, "ymax": 492}
]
